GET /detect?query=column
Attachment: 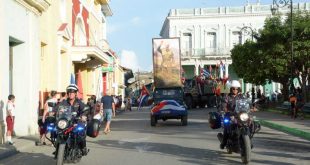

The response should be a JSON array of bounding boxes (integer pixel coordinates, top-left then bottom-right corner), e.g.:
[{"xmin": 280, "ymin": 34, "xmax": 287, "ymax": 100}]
[
  {"xmin": 225, "ymin": 64, "xmax": 229, "ymax": 78},
  {"xmin": 220, "ymin": 67, "xmax": 223, "ymax": 78},
  {"xmin": 195, "ymin": 64, "xmax": 199, "ymax": 76}
]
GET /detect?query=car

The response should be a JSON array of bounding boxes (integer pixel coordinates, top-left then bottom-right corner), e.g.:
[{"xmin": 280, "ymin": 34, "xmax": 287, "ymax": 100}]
[{"xmin": 150, "ymin": 87, "xmax": 188, "ymax": 126}]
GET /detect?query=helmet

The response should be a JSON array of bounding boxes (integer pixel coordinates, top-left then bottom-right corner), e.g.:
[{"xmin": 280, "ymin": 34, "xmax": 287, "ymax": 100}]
[
  {"xmin": 231, "ymin": 80, "xmax": 241, "ymax": 88},
  {"xmin": 66, "ymin": 84, "xmax": 78, "ymax": 93}
]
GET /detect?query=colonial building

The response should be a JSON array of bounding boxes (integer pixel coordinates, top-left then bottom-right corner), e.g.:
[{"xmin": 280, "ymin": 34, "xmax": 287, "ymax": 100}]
[
  {"xmin": 39, "ymin": 0, "xmax": 116, "ymax": 106},
  {"xmin": 0, "ymin": 0, "xmax": 50, "ymax": 137},
  {"xmin": 160, "ymin": 2, "xmax": 309, "ymax": 93}
]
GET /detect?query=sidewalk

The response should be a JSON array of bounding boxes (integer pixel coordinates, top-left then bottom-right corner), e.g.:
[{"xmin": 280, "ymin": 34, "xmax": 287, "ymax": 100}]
[
  {"xmin": 254, "ymin": 110, "xmax": 310, "ymax": 141},
  {"xmin": 0, "ymin": 135, "xmax": 38, "ymax": 160}
]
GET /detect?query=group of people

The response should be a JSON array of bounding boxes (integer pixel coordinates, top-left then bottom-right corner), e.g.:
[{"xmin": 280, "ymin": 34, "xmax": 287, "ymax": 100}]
[
  {"xmin": 289, "ymin": 87, "xmax": 305, "ymax": 120},
  {"xmin": 31, "ymin": 84, "xmax": 116, "ymax": 155}
]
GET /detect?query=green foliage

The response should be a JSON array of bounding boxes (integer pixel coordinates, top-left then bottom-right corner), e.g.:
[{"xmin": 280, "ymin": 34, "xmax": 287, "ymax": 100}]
[{"xmin": 231, "ymin": 11, "xmax": 310, "ymax": 87}]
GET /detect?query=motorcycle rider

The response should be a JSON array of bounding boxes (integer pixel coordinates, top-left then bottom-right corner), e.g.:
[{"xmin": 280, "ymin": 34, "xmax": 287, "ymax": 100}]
[
  {"xmin": 56, "ymin": 84, "xmax": 88, "ymax": 155},
  {"xmin": 218, "ymin": 80, "xmax": 244, "ymax": 149}
]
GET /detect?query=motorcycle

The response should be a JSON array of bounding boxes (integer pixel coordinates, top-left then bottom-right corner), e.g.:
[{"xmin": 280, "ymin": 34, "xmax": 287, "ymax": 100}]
[
  {"xmin": 47, "ymin": 102, "xmax": 89, "ymax": 165},
  {"xmin": 217, "ymin": 98, "xmax": 258, "ymax": 164}
]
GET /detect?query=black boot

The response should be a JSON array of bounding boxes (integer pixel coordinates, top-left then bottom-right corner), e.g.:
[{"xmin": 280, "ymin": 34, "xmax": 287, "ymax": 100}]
[{"xmin": 82, "ymin": 147, "xmax": 89, "ymax": 156}]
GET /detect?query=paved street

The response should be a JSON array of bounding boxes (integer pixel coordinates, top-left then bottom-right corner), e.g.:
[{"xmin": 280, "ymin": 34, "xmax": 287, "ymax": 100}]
[{"xmin": 0, "ymin": 107, "xmax": 309, "ymax": 165}]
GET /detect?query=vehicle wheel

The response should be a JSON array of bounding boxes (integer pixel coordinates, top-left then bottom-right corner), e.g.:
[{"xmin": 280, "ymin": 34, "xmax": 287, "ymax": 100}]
[
  {"xmin": 241, "ymin": 135, "xmax": 251, "ymax": 164},
  {"xmin": 181, "ymin": 115, "xmax": 188, "ymax": 126},
  {"xmin": 227, "ymin": 148, "xmax": 233, "ymax": 154},
  {"xmin": 151, "ymin": 115, "xmax": 157, "ymax": 126},
  {"xmin": 185, "ymin": 96, "xmax": 193, "ymax": 109},
  {"xmin": 56, "ymin": 144, "xmax": 65, "ymax": 165}
]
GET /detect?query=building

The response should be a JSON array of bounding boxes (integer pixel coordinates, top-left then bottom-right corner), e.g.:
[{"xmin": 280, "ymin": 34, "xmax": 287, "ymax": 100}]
[
  {"xmin": 39, "ymin": 0, "xmax": 114, "ymax": 107},
  {"xmin": 0, "ymin": 0, "xmax": 50, "ymax": 137},
  {"xmin": 160, "ymin": 2, "xmax": 309, "ymax": 94}
]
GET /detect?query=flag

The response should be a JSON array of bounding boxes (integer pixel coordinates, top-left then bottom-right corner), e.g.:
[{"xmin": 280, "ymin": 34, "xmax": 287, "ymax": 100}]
[
  {"xmin": 220, "ymin": 60, "xmax": 225, "ymax": 72},
  {"xmin": 138, "ymin": 85, "xmax": 150, "ymax": 111},
  {"xmin": 202, "ymin": 68, "xmax": 211, "ymax": 78},
  {"xmin": 70, "ymin": 73, "xmax": 75, "ymax": 84}
]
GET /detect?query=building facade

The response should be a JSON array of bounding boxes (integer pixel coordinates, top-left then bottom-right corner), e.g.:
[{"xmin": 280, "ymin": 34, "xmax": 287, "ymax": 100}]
[
  {"xmin": 160, "ymin": 2, "xmax": 309, "ymax": 94},
  {"xmin": 0, "ymin": 0, "xmax": 50, "ymax": 137}
]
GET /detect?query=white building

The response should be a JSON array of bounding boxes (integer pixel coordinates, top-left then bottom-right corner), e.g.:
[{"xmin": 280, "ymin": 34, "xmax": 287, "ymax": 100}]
[
  {"xmin": 0, "ymin": 0, "xmax": 50, "ymax": 138},
  {"xmin": 160, "ymin": 2, "xmax": 309, "ymax": 93}
]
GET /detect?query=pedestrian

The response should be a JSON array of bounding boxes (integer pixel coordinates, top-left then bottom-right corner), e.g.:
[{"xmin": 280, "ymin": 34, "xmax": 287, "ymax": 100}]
[
  {"xmin": 101, "ymin": 91, "xmax": 115, "ymax": 134},
  {"xmin": 289, "ymin": 93, "xmax": 297, "ymax": 119},
  {"xmin": 296, "ymin": 88, "xmax": 305, "ymax": 120},
  {"xmin": 40, "ymin": 90, "xmax": 57, "ymax": 145},
  {"xmin": 59, "ymin": 92, "xmax": 67, "ymax": 103},
  {"xmin": 6, "ymin": 94, "xmax": 15, "ymax": 145}
]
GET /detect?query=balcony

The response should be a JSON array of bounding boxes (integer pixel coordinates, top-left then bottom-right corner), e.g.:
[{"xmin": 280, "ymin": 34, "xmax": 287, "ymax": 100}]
[
  {"xmin": 95, "ymin": 0, "xmax": 110, "ymax": 5},
  {"xmin": 17, "ymin": 0, "xmax": 51, "ymax": 14},
  {"xmin": 181, "ymin": 48, "xmax": 231, "ymax": 57},
  {"xmin": 71, "ymin": 46, "xmax": 111, "ymax": 64}
]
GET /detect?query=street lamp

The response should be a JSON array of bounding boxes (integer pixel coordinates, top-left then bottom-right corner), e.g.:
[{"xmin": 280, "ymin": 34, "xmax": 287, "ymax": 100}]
[
  {"xmin": 271, "ymin": 0, "xmax": 294, "ymax": 93},
  {"xmin": 240, "ymin": 26, "xmax": 256, "ymax": 41}
]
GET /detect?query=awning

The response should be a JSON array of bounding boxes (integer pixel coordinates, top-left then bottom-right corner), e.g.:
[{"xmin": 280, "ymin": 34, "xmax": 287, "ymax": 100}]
[{"xmin": 71, "ymin": 46, "xmax": 111, "ymax": 63}]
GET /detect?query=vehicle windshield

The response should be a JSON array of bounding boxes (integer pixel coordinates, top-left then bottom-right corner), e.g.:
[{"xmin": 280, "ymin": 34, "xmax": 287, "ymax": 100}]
[
  {"xmin": 235, "ymin": 99, "xmax": 251, "ymax": 113},
  {"xmin": 56, "ymin": 105, "xmax": 73, "ymax": 119}
]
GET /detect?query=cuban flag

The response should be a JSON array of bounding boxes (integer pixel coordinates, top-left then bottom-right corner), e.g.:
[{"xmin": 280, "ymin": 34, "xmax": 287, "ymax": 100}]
[
  {"xmin": 138, "ymin": 85, "xmax": 150, "ymax": 111},
  {"xmin": 202, "ymin": 68, "xmax": 211, "ymax": 78},
  {"xmin": 151, "ymin": 100, "xmax": 186, "ymax": 114}
]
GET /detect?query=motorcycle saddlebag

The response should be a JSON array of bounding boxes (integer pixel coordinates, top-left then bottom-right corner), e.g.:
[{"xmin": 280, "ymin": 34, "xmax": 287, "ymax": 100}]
[
  {"xmin": 208, "ymin": 112, "xmax": 221, "ymax": 129},
  {"xmin": 87, "ymin": 119, "xmax": 101, "ymax": 138}
]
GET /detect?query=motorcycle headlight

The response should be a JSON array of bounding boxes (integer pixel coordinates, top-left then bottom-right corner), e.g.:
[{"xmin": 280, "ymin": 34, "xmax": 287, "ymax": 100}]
[
  {"xmin": 57, "ymin": 120, "xmax": 68, "ymax": 129},
  {"xmin": 239, "ymin": 113, "xmax": 249, "ymax": 121}
]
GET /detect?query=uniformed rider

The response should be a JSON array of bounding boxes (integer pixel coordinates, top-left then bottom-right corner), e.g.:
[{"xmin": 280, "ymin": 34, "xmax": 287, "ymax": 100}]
[{"xmin": 56, "ymin": 84, "xmax": 88, "ymax": 155}]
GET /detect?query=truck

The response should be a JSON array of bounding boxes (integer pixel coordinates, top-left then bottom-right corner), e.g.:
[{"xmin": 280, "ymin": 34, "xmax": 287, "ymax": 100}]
[
  {"xmin": 184, "ymin": 77, "xmax": 230, "ymax": 109},
  {"xmin": 151, "ymin": 38, "xmax": 187, "ymax": 126}
]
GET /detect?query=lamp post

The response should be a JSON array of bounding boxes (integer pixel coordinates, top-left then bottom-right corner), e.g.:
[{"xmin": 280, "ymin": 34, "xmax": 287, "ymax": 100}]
[
  {"xmin": 271, "ymin": 0, "xmax": 294, "ymax": 93},
  {"xmin": 240, "ymin": 26, "xmax": 256, "ymax": 41}
]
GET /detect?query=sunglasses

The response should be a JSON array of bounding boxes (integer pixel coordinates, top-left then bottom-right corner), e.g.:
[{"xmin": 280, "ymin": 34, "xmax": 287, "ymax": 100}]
[{"xmin": 232, "ymin": 88, "xmax": 238, "ymax": 91}]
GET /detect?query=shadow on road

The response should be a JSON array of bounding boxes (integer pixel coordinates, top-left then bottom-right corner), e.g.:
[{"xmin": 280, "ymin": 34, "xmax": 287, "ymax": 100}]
[{"xmin": 91, "ymin": 139, "xmax": 242, "ymax": 165}]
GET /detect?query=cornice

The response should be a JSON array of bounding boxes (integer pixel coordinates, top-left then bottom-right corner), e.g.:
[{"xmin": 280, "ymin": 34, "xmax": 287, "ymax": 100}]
[
  {"xmin": 16, "ymin": 0, "xmax": 50, "ymax": 15},
  {"xmin": 168, "ymin": 13, "xmax": 271, "ymax": 20}
]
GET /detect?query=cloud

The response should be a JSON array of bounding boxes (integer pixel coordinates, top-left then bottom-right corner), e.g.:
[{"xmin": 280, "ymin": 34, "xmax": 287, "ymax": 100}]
[
  {"xmin": 130, "ymin": 17, "xmax": 141, "ymax": 26},
  {"xmin": 120, "ymin": 50, "xmax": 140, "ymax": 72}
]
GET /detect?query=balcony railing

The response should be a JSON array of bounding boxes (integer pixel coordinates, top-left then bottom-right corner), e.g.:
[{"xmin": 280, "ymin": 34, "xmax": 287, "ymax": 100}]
[{"xmin": 181, "ymin": 48, "xmax": 231, "ymax": 57}]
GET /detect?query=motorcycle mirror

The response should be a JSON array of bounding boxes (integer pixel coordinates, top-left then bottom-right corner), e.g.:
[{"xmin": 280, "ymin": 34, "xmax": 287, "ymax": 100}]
[{"xmin": 48, "ymin": 102, "xmax": 57, "ymax": 107}]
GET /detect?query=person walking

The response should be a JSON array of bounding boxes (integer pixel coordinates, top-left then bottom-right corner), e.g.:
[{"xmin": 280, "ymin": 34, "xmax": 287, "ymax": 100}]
[
  {"xmin": 101, "ymin": 91, "xmax": 115, "ymax": 134},
  {"xmin": 40, "ymin": 90, "xmax": 57, "ymax": 145},
  {"xmin": 6, "ymin": 95, "xmax": 15, "ymax": 145}
]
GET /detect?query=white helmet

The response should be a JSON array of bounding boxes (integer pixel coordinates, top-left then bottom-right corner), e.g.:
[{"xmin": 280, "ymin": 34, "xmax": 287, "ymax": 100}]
[
  {"xmin": 231, "ymin": 80, "xmax": 241, "ymax": 88},
  {"xmin": 66, "ymin": 84, "xmax": 79, "ymax": 93}
]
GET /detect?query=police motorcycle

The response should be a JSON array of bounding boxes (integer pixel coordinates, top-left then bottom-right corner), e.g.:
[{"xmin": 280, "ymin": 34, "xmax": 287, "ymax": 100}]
[
  {"xmin": 47, "ymin": 102, "xmax": 91, "ymax": 165},
  {"xmin": 214, "ymin": 98, "xmax": 259, "ymax": 164}
]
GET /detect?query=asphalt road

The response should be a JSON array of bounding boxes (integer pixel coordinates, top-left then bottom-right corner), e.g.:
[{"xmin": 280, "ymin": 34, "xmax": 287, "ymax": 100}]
[{"xmin": 0, "ymin": 107, "xmax": 309, "ymax": 165}]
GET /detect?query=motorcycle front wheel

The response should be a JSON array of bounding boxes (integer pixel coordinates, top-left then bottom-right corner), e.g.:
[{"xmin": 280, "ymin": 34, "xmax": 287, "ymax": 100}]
[
  {"xmin": 56, "ymin": 144, "xmax": 65, "ymax": 165},
  {"xmin": 241, "ymin": 135, "xmax": 251, "ymax": 164}
]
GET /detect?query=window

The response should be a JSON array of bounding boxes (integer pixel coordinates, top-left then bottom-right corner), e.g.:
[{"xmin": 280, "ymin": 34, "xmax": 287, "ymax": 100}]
[
  {"xmin": 206, "ymin": 32, "xmax": 216, "ymax": 48},
  {"xmin": 232, "ymin": 31, "xmax": 242, "ymax": 46},
  {"xmin": 182, "ymin": 33, "xmax": 192, "ymax": 56}
]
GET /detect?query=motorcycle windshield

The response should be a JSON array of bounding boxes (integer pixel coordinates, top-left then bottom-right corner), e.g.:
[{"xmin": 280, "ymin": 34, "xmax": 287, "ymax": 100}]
[
  {"xmin": 235, "ymin": 99, "xmax": 250, "ymax": 113},
  {"xmin": 56, "ymin": 105, "xmax": 73, "ymax": 120}
]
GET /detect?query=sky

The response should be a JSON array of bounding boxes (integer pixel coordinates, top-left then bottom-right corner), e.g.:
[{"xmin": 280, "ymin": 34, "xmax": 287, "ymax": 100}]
[{"xmin": 106, "ymin": 0, "xmax": 307, "ymax": 72}]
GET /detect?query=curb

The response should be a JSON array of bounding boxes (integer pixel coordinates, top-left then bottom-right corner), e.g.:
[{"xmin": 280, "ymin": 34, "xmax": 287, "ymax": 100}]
[
  {"xmin": 258, "ymin": 119, "xmax": 310, "ymax": 141},
  {"xmin": 0, "ymin": 147, "xmax": 19, "ymax": 160}
]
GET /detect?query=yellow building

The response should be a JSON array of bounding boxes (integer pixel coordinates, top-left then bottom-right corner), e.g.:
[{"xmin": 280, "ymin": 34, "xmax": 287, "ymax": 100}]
[{"xmin": 39, "ymin": 0, "xmax": 114, "ymax": 108}]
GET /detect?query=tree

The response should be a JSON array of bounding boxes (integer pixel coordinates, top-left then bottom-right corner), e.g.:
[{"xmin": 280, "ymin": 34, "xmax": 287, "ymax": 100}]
[{"xmin": 231, "ymin": 11, "xmax": 310, "ymax": 101}]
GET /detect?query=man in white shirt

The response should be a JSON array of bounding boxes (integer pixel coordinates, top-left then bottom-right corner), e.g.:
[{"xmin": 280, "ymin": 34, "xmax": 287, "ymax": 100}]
[{"xmin": 6, "ymin": 95, "xmax": 15, "ymax": 145}]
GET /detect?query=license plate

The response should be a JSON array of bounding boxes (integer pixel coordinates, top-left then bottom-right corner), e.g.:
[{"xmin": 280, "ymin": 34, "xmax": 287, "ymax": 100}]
[{"xmin": 161, "ymin": 111, "xmax": 171, "ymax": 114}]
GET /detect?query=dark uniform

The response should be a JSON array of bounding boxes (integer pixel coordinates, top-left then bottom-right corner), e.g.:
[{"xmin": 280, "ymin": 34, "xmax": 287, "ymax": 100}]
[
  {"xmin": 56, "ymin": 98, "xmax": 88, "ymax": 155},
  {"xmin": 220, "ymin": 93, "xmax": 244, "ymax": 148}
]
